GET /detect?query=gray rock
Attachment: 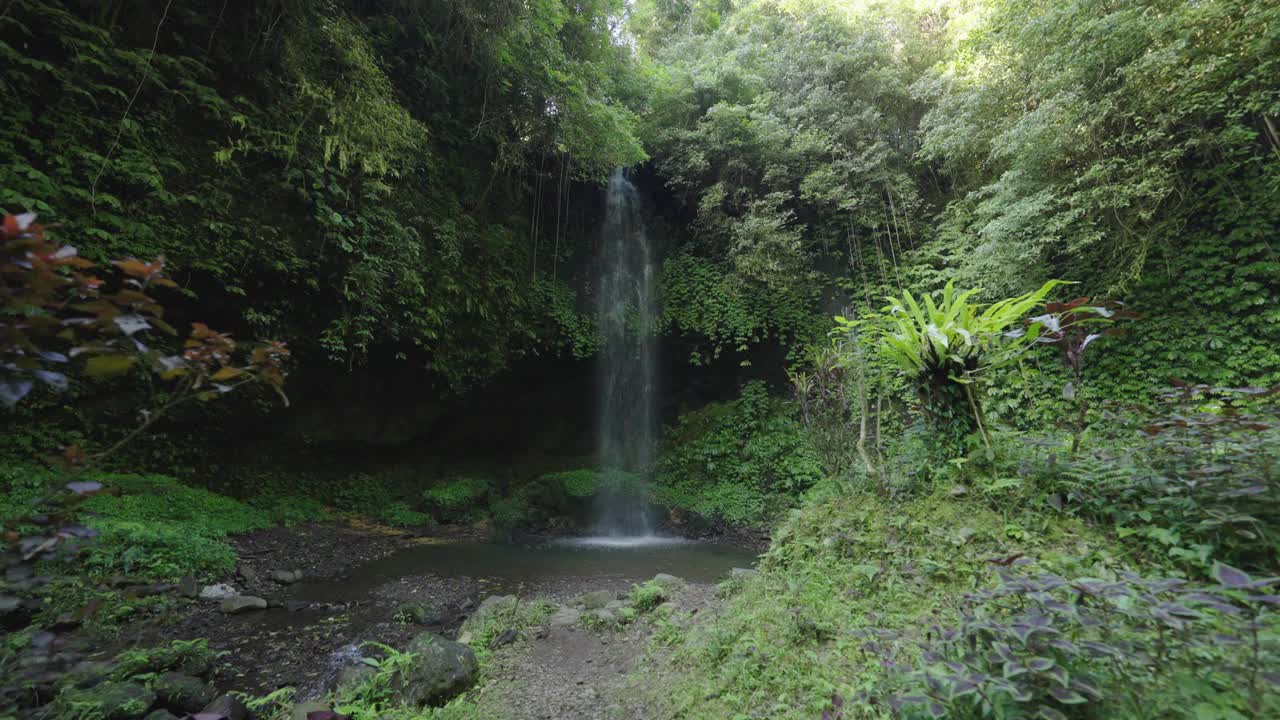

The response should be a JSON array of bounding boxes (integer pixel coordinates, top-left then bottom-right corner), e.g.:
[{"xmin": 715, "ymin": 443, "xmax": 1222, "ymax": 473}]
[
  {"xmin": 152, "ymin": 671, "xmax": 215, "ymax": 713},
  {"xmin": 389, "ymin": 632, "xmax": 479, "ymax": 706},
  {"xmin": 291, "ymin": 701, "xmax": 332, "ymax": 720},
  {"xmin": 547, "ymin": 606, "xmax": 581, "ymax": 627},
  {"xmin": 652, "ymin": 573, "xmax": 686, "ymax": 591},
  {"xmin": 573, "ymin": 590, "xmax": 613, "ymax": 610},
  {"xmin": 55, "ymin": 681, "xmax": 155, "ymax": 720},
  {"xmin": 587, "ymin": 608, "xmax": 616, "ymax": 623},
  {"xmin": 219, "ymin": 595, "xmax": 267, "ymax": 614},
  {"xmin": 460, "ymin": 595, "xmax": 517, "ymax": 637},
  {"xmin": 200, "ymin": 694, "xmax": 248, "ymax": 720},
  {"xmin": 334, "ymin": 663, "xmax": 375, "ymax": 691},
  {"xmin": 655, "ymin": 602, "xmax": 677, "ymax": 616},
  {"xmin": 144, "ymin": 710, "xmax": 179, "ymax": 720},
  {"xmin": 604, "ymin": 599, "xmax": 626, "ymax": 612},
  {"xmin": 730, "ymin": 567, "xmax": 759, "ymax": 579},
  {"xmin": 268, "ymin": 569, "xmax": 302, "ymax": 584},
  {"xmin": 237, "ymin": 565, "xmax": 259, "ymax": 583},
  {"xmin": 198, "ymin": 583, "xmax": 237, "ymax": 601}
]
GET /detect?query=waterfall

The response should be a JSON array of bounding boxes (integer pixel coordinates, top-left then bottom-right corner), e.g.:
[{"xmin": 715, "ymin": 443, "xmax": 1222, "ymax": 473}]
[{"xmin": 594, "ymin": 168, "xmax": 656, "ymax": 537}]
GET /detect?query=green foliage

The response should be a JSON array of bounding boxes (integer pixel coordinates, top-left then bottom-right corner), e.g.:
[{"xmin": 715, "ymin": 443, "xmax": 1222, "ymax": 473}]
[
  {"xmin": 84, "ymin": 521, "xmax": 236, "ymax": 582},
  {"xmin": 861, "ymin": 280, "xmax": 1062, "ymax": 464},
  {"xmin": 918, "ymin": 0, "xmax": 1280, "ymax": 296},
  {"xmin": 422, "ymin": 477, "xmax": 493, "ymax": 522},
  {"xmin": 649, "ymin": 487, "xmax": 1105, "ymax": 718},
  {"xmin": 540, "ymin": 469, "xmax": 603, "ymax": 498},
  {"xmin": 81, "ymin": 474, "xmax": 271, "ymax": 535},
  {"xmin": 878, "ymin": 567, "xmax": 1279, "ymax": 720},
  {"xmin": 333, "ymin": 473, "xmax": 398, "ymax": 518},
  {"xmin": 655, "ymin": 381, "xmax": 823, "ymax": 525},
  {"xmin": 247, "ymin": 493, "xmax": 330, "ymax": 527},
  {"xmin": 1026, "ymin": 391, "xmax": 1280, "ymax": 573},
  {"xmin": 110, "ymin": 639, "xmax": 220, "ymax": 679},
  {"xmin": 75, "ymin": 473, "xmax": 269, "ymax": 581},
  {"xmin": 0, "ymin": 0, "xmax": 645, "ymax": 389},
  {"xmin": 328, "ymin": 643, "xmax": 484, "ymax": 720},
  {"xmin": 659, "ymin": 254, "xmax": 826, "ymax": 364},
  {"xmin": 377, "ymin": 501, "xmax": 432, "ymax": 528},
  {"xmin": 629, "ymin": 580, "xmax": 667, "ymax": 612}
]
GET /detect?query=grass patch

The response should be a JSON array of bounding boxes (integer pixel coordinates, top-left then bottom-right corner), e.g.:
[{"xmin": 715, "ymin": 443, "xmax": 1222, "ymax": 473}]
[
  {"xmin": 78, "ymin": 473, "xmax": 271, "ymax": 582},
  {"xmin": 650, "ymin": 488, "xmax": 1107, "ymax": 718}
]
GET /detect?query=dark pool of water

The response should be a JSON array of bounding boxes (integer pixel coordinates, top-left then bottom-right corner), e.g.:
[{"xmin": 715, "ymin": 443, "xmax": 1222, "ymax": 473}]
[{"xmin": 297, "ymin": 536, "xmax": 759, "ymax": 603}]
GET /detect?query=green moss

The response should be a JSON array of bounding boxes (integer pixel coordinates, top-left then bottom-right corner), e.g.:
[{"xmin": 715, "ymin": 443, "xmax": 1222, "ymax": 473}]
[
  {"xmin": 629, "ymin": 580, "xmax": 666, "ymax": 612},
  {"xmin": 111, "ymin": 639, "xmax": 221, "ymax": 679}
]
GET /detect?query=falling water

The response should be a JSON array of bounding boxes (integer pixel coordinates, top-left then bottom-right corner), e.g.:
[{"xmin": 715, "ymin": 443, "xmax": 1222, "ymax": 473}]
[{"xmin": 594, "ymin": 168, "xmax": 656, "ymax": 537}]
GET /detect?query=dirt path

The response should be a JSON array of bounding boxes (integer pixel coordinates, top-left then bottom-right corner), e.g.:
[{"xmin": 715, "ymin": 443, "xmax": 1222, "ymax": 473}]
[{"xmin": 469, "ymin": 582, "xmax": 718, "ymax": 720}]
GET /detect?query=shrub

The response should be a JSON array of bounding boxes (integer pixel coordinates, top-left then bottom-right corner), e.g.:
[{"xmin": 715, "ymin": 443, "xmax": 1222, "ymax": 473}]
[
  {"xmin": 81, "ymin": 473, "xmax": 271, "ymax": 535},
  {"xmin": 334, "ymin": 473, "xmax": 397, "ymax": 517},
  {"xmin": 83, "ymin": 521, "xmax": 237, "ymax": 581},
  {"xmin": 110, "ymin": 639, "xmax": 221, "ymax": 678},
  {"xmin": 422, "ymin": 477, "xmax": 492, "ymax": 522},
  {"xmin": 377, "ymin": 501, "xmax": 432, "ymax": 528},
  {"xmin": 870, "ymin": 564, "xmax": 1280, "ymax": 720},
  {"xmin": 540, "ymin": 469, "xmax": 605, "ymax": 498},
  {"xmin": 248, "ymin": 493, "xmax": 329, "ymax": 526},
  {"xmin": 1028, "ymin": 383, "xmax": 1280, "ymax": 572},
  {"xmin": 655, "ymin": 381, "xmax": 823, "ymax": 525}
]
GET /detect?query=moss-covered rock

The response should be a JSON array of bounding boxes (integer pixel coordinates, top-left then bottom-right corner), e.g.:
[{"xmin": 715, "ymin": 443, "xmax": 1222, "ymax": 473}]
[
  {"xmin": 54, "ymin": 680, "xmax": 156, "ymax": 720},
  {"xmin": 150, "ymin": 672, "xmax": 214, "ymax": 714},
  {"xmin": 389, "ymin": 632, "xmax": 478, "ymax": 706}
]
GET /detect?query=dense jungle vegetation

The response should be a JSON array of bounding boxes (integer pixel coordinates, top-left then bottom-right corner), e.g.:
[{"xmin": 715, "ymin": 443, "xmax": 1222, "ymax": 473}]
[{"xmin": 2, "ymin": 0, "xmax": 1278, "ymax": 718}]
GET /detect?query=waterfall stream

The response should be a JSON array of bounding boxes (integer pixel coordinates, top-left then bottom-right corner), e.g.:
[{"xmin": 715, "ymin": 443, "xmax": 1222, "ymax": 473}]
[{"xmin": 594, "ymin": 168, "xmax": 657, "ymax": 537}]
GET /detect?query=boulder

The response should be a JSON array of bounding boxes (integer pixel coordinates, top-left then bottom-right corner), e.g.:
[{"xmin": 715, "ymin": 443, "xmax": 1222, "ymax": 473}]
[
  {"xmin": 547, "ymin": 606, "xmax": 581, "ymax": 627},
  {"xmin": 334, "ymin": 663, "xmax": 375, "ymax": 691},
  {"xmin": 586, "ymin": 608, "xmax": 615, "ymax": 623},
  {"xmin": 198, "ymin": 583, "xmax": 237, "ymax": 601},
  {"xmin": 237, "ymin": 565, "xmax": 259, "ymax": 583},
  {"xmin": 144, "ymin": 710, "xmax": 180, "ymax": 720},
  {"xmin": 268, "ymin": 569, "xmax": 303, "ymax": 584},
  {"xmin": 219, "ymin": 595, "xmax": 267, "ymax": 614},
  {"xmin": 729, "ymin": 567, "xmax": 759, "ymax": 579},
  {"xmin": 572, "ymin": 590, "xmax": 613, "ymax": 610},
  {"xmin": 151, "ymin": 671, "xmax": 215, "ymax": 713},
  {"xmin": 394, "ymin": 602, "xmax": 440, "ymax": 626},
  {"xmin": 56, "ymin": 681, "xmax": 155, "ymax": 720},
  {"xmin": 200, "ymin": 694, "xmax": 248, "ymax": 720},
  {"xmin": 460, "ymin": 595, "xmax": 516, "ymax": 637},
  {"xmin": 604, "ymin": 599, "xmax": 626, "ymax": 612},
  {"xmin": 390, "ymin": 632, "xmax": 479, "ymax": 706},
  {"xmin": 652, "ymin": 573, "xmax": 686, "ymax": 591}
]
